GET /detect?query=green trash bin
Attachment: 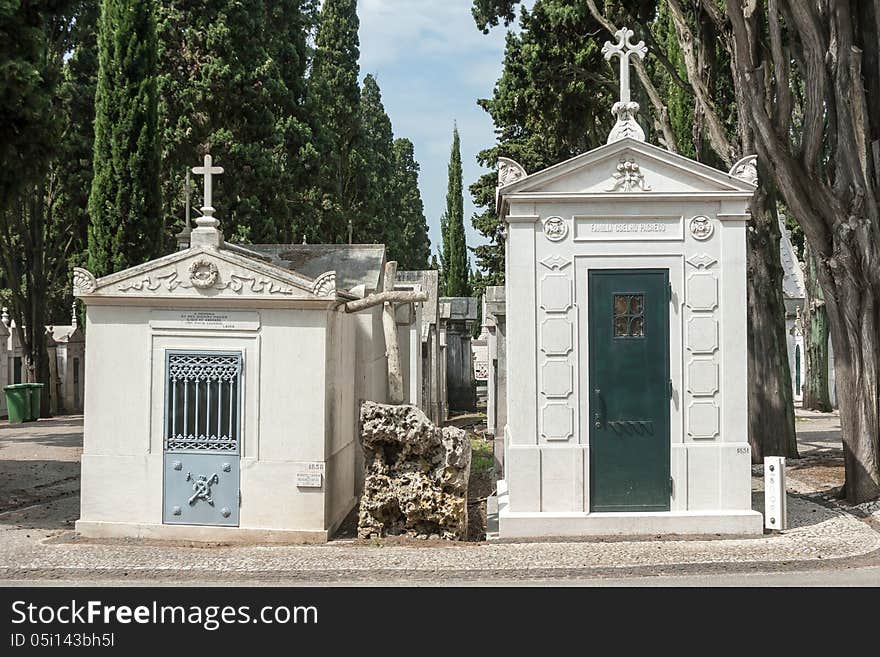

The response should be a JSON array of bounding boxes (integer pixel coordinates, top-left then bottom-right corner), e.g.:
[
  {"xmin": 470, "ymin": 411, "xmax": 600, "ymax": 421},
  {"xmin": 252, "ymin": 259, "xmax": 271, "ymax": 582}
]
[
  {"xmin": 3, "ymin": 384, "xmax": 31, "ymax": 424},
  {"xmin": 27, "ymin": 383, "xmax": 45, "ymax": 421}
]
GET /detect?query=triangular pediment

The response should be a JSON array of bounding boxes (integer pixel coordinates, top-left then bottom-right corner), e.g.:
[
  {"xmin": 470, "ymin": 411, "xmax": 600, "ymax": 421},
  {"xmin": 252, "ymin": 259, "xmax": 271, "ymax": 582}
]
[
  {"xmin": 499, "ymin": 138, "xmax": 756, "ymax": 197},
  {"xmin": 73, "ymin": 246, "xmax": 344, "ymax": 302}
]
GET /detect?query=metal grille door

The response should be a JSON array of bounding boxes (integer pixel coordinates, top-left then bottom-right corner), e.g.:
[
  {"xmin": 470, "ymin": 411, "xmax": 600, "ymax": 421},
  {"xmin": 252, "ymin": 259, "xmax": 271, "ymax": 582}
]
[{"xmin": 162, "ymin": 351, "xmax": 242, "ymax": 526}]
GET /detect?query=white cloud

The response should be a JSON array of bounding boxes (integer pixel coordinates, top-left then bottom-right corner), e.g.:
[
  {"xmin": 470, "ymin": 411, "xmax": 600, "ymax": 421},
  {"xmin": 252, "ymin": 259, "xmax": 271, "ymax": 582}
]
[{"xmin": 358, "ymin": 1, "xmax": 506, "ymax": 71}]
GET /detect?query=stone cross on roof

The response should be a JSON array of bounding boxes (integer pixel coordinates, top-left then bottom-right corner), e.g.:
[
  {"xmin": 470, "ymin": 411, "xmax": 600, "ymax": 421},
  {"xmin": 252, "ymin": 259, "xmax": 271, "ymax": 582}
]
[
  {"xmin": 602, "ymin": 27, "xmax": 648, "ymax": 144},
  {"xmin": 190, "ymin": 154, "xmax": 224, "ymax": 248}
]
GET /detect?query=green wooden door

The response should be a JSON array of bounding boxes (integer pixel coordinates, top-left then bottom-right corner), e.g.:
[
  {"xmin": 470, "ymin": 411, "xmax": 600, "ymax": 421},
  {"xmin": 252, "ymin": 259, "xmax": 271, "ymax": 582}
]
[{"xmin": 588, "ymin": 269, "xmax": 670, "ymax": 512}]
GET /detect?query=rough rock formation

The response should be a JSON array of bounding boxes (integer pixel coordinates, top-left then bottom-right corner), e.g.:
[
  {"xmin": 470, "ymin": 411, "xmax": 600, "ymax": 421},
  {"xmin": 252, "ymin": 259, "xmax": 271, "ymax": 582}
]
[{"xmin": 358, "ymin": 401, "xmax": 471, "ymax": 540}]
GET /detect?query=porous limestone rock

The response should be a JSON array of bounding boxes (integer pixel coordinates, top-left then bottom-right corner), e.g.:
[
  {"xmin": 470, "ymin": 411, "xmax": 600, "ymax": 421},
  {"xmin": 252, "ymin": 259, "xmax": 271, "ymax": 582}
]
[{"xmin": 358, "ymin": 401, "xmax": 471, "ymax": 540}]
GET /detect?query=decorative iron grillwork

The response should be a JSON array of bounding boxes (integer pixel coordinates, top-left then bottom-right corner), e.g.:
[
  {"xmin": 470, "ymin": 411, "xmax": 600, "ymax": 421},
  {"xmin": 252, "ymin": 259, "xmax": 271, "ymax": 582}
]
[
  {"xmin": 613, "ymin": 294, "xmax": 645, "ymax": 338},
  {"xmin": 165, "ymin": 352, "xmax": 241, "ymax": 452}
]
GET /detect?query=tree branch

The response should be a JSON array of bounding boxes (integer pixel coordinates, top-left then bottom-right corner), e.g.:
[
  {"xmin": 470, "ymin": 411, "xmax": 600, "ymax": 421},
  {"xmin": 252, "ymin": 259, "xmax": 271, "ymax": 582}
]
[
  {"xmin": 668, "ymin": 0, "xmax": 736, "ymax": 166},
  {"xmin": 585, "ymin": 0, "xmax": 679, "ymax": 153}
]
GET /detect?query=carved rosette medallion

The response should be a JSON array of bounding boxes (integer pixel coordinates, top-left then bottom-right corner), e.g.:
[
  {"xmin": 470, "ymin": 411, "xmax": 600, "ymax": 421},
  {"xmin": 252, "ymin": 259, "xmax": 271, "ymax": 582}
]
[
  {"xmin": 543, "ymin": 216, "xmax": 568, "ymax": 242},
  {"xmin": 189, "ymin": 259, "xmax": 219, "ymax": 289},
  {"xmin": 606, "ymin": 159, "xmax": 651, "ymax": 192},
  {"xmin": 689, "ymin": 216, "xmax": 714, "ymax": 241}
]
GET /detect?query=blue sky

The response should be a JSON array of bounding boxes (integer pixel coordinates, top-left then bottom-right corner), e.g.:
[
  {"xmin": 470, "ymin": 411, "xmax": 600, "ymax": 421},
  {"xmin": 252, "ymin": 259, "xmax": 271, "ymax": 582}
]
[{"xmin": 356, "ymin": 1, "xmax": 521, "ymax": 260}]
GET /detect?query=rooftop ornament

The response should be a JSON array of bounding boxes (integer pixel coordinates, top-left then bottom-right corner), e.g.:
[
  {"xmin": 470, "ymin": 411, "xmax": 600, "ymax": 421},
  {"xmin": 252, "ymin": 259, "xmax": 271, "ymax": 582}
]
[{"xmin": 602, "ymin": 27, "xmax": 648, "ymax": 144}]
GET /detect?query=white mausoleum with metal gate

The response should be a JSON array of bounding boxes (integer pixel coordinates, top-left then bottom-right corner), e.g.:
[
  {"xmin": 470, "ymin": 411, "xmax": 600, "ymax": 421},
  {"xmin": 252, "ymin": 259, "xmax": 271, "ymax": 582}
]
[
  {"xmin": 71, "ymin": 156, "xmax": 412, "ymax": 543},
  {"xmin": 495, "ymin": 29, "xmax": 763, "ymax": 537}
]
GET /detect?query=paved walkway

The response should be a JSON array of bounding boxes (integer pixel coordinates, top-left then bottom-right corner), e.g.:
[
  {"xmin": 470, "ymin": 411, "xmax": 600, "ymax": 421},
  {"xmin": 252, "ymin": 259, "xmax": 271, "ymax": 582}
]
[{"xmin": 1, "ymin": 412, "xmax": 879, "ymax": 584}]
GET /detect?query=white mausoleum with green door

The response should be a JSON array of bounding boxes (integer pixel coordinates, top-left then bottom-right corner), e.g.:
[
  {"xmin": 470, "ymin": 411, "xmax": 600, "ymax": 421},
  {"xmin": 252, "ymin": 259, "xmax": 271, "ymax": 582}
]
[{"xmin": 495, "ymin": 29, "xmax": 763, "ymax": 536}]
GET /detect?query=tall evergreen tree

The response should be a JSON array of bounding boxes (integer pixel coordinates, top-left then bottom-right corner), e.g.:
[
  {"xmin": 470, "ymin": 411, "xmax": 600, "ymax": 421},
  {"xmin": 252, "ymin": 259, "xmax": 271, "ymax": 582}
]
[
  {"xmin": 88, "ymin": 0, "xmax": 162, "ymax": 276},
  {"xmin": 156, "ymin": 0, "xmax": 315, "ymax": 245},
  {"xmin": 470, "ymin": 2, "xmax": 614, "ymax": 288},
  {"xmin": 0, "ymin": 1, "xmax": 82, "ymax": 406},
  {"xmin": 390, "ymin": 138, "xmax": 431, "ymax": 270},
  {"xmin": 440, "ymin": 125, "xmax": 469, "ymax": 297},
  {"xmin": 55, "ymin": 0, "xmax": 99, "ymax": 276},
  {"xmin": 306, "ymin": 0, "xmax": 361, "ymax": 244},
  {"xmin": 354, "ymin": 74, "xmax": 394, "ymax": 244}
]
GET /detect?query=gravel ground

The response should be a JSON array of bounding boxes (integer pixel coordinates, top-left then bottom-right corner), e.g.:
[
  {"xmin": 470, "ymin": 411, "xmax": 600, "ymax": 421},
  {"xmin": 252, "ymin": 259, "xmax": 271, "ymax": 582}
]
[{"xmin": 2, "ymin": 410, "xmax": 880, "ymax": 584}]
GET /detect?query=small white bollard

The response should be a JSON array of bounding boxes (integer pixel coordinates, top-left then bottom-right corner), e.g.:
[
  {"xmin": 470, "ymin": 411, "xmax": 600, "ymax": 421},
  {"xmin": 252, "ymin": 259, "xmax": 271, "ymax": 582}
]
[{"xmin": 764, "ymin": 456, "xmax": 788, "ymax": 530}]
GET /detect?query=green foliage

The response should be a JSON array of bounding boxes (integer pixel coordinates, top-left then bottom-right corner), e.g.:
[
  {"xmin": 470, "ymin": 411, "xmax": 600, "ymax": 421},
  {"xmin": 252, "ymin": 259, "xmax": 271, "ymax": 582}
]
[
  {"xmin": 354, "ymin": 74, "xmax": 394, "ymax": 243},
  {"xmin": 390, "ymin": 138, "xmax": 431, "ymax": 270},
  {"xmin": 469, "ymin": 1, "xmax": 615, "ymax": 285},
  {"xmin": 0, "ymin": 0, "xmax": 85, "ymax": 394},
  {"xmin": 306, "ymin": 0, "xmax": 361, "ymax": 244},
  {"xmin": 55, "ymin": 1, "xmax": 98, "ymax": 270},
  {"xmin": 156, "ymin": 0, "xmax": 316, "ymax": 245},
  {"xmin": 0, "ymin": 0, "xmax": 69, "ymax": 207},
  {"xmin": 441, "ymin": 126, "xmax": 469, "ymax": 297},
  {"xmin": 469, "ymin": 436, "xmax": 494, "ymax": 475},
  {"xmin": 88, "ymin": 0, "xmax": 162, "ymax": 277}
]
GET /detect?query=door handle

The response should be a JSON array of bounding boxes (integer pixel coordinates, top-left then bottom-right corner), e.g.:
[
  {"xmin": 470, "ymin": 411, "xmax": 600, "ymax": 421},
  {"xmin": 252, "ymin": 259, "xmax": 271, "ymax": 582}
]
[{"xmin": 593, "ymin": 388, "xmax": 604, "ymax": 428}]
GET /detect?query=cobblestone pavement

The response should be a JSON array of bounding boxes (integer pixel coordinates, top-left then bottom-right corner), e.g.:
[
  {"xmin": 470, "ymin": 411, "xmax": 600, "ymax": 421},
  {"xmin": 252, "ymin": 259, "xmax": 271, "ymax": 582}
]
[{"xmin": 1, "ymin": 413, "xmax": 879, "ymax": 584}]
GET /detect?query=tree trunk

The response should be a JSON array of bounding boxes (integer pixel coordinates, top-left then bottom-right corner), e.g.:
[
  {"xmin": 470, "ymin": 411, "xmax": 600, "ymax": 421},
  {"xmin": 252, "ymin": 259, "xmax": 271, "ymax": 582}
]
[
  {"xmin": 802, "ymin": 245, "xmax": 831, "ymax": 411},
  {"xmin": 746, "ymin": 187, "xmax": 798, "ymax": 461},
  {"xmin": 820, "ymin": 249, "xmax": 880, "ymax": 503}
]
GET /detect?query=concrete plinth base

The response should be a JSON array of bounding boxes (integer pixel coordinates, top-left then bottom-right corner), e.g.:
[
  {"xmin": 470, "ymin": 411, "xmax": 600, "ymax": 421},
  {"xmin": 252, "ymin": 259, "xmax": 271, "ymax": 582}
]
[
  {"xmin": 74, "ymin": 520, "xmax": 331, "ymax": 545},
  {"xmin": 497, "ymin": 480, "xmax": 763, "ymax": 538}
]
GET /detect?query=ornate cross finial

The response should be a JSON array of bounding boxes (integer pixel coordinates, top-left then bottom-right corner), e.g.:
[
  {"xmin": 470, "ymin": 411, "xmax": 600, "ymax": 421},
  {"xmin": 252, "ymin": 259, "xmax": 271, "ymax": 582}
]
[
  {"xmin": 190, "ymin": 154, "xmax": 224, "ymax": 248},
  {"xmin": 192, "ymin": 154, "xmax": 224, "ymax": 222},
  {"xmin": 602, "ymin": 27, "xmax": 648, "ymax": 143}
]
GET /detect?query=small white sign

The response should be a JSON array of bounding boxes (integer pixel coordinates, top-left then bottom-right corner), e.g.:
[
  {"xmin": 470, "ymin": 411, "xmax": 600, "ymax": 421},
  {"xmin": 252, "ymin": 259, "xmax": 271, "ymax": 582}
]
[
  {"xmin": 296, "ymin": 472, "xmax": 323, "ymax": 488},
  {"xmin": 764, "ymin": 456, "xmax": 787, "ymax": 530}
]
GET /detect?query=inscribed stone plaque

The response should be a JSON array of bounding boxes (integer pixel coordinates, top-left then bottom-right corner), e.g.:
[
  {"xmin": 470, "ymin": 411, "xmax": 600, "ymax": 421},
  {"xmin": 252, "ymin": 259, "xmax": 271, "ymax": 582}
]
[
  {"xmin": 296, "ymin": 472, "xmax": 323, "ymax": 488},
  {"xmin": 150, "ymin": 309, "xmax": 260, "ymax": 331},
  {"xmin": 574, "ymin": 215, "xmax": 683, "ymax": 241}
]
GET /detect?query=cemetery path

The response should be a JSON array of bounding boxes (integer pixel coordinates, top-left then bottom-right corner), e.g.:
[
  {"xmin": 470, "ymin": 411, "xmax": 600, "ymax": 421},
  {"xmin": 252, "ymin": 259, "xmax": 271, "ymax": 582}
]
[{"xmin": 1, "ymin": 412, "xmax": 880, "ymax": 585}]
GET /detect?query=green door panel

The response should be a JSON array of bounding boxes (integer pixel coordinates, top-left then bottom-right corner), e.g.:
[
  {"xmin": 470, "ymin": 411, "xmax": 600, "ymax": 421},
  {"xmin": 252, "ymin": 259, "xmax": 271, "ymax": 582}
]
[{"xmin": 588, "ymin": 269, "xmax": 670, "ymax": 512}]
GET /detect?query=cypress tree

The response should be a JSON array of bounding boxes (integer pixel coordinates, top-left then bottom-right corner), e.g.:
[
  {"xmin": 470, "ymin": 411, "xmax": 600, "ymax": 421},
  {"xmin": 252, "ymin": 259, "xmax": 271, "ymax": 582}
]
[
  {"xmin": 355, "ymin": 74, "xmax": 394, "ymax": 244},
  {"xmin": 88, "ymin": 0, "xmax": 162, "ymax": 276},
  {"xmin": 56, "ymin": 1, "xmax": 99, "ymax": 272},
  {"xmin": 440, "ymin": 125, "xmax": 469, "ymax": 297},
  {"xmin": 306, "ymin": 0, "xmax": 361, "ymax": 243},
  {"xmin": 390, "ymin": 138, "xmax": 431, "ymax": 270},
  {"xmin": 156, "ymin": 1, "xmax": 315, "ymax": 245}
]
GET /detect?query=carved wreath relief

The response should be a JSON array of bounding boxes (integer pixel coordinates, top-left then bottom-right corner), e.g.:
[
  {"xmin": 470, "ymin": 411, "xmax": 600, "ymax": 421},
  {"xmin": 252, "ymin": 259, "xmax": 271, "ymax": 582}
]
[
  {"xmin": 189, "ymin": 259, "xmax": 219, "ymax": 289},
  {"xmin": 543, "ymin": 216, "xmax": 568, "ymax": 242},
  {"xmin": 689, "ymin": 215, "xmax": 714, "ymax": 241},
  {"xmin": 606, "ymin": 159, "xmax": 651, "ymax": 192}
]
